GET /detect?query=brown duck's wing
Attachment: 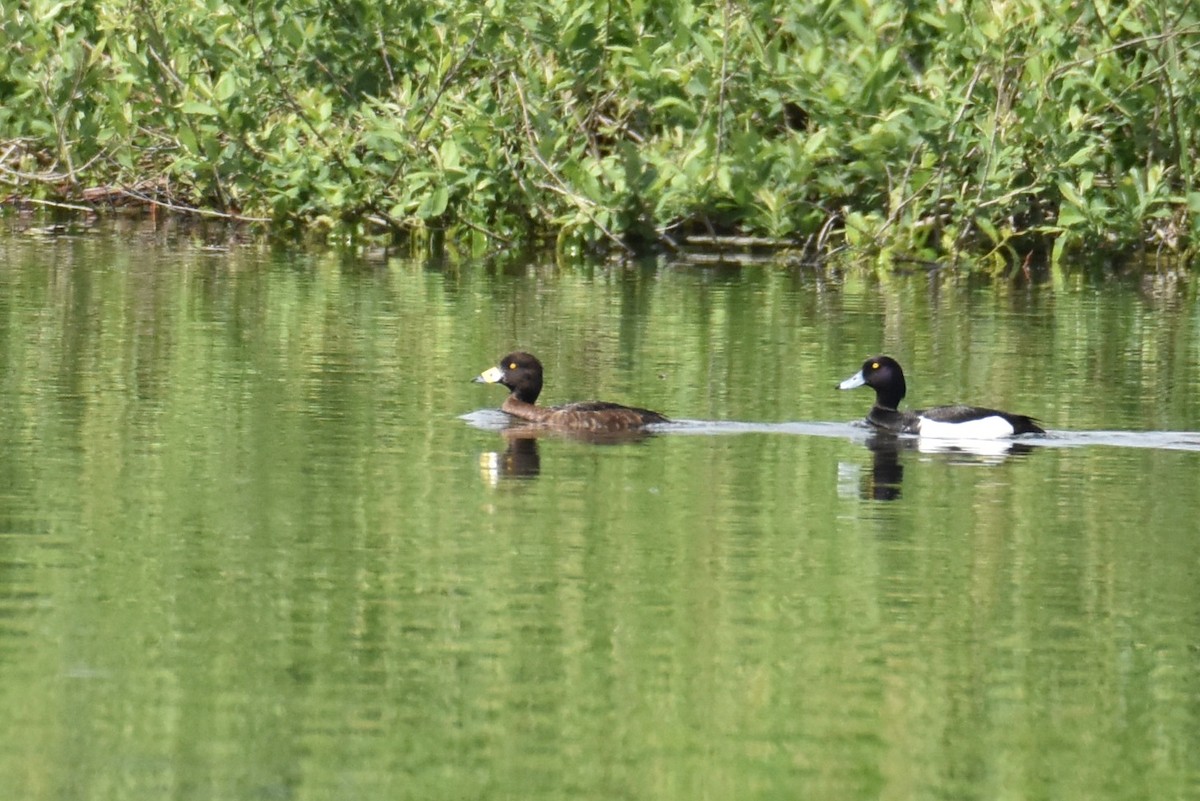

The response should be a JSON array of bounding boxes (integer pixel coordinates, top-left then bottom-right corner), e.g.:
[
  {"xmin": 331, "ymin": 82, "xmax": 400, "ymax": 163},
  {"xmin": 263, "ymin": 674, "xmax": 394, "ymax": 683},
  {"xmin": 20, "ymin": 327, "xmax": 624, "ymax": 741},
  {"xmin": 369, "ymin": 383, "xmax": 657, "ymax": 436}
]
[{"xmin": 547, "ymin": 400, "xmax": 669, "ymax": 429}]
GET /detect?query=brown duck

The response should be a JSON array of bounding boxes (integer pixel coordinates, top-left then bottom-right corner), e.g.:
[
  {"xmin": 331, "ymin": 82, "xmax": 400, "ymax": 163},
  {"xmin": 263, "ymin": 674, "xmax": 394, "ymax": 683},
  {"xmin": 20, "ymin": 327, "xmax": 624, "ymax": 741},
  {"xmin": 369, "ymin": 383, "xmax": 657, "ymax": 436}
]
[{"xmin": 473, "ymin": 351, "xmax": 668, "ymax": 431}]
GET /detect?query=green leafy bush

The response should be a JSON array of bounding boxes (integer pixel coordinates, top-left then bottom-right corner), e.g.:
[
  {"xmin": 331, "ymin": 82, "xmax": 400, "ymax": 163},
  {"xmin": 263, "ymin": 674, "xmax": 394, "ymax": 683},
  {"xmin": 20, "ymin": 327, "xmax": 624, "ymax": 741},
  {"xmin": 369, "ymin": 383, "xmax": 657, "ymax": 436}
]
[{"xmin": 1, "ymin": 0, "xmax": 1198, "ymax": 265}]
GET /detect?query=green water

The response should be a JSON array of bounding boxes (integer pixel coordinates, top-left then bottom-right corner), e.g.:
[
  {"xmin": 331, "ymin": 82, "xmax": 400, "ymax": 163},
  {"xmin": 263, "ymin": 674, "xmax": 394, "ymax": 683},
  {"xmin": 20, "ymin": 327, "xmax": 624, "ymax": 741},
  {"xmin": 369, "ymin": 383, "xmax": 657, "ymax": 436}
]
[{"xmin": 1, "ymin": 226, "xmax": 1198, "ymax": 801}]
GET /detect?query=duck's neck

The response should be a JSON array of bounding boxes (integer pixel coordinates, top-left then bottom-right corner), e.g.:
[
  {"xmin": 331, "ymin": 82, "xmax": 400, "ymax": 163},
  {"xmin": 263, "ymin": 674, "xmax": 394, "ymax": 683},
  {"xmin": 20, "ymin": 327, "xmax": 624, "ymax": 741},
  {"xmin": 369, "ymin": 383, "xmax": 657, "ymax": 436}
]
[
  {"xmin": 502, "ymin": 396, "xmax": 551, "ymax": 422},
  {"xmin": 874, "ymin": 382, "xmax": 906, "ymax": 410}
]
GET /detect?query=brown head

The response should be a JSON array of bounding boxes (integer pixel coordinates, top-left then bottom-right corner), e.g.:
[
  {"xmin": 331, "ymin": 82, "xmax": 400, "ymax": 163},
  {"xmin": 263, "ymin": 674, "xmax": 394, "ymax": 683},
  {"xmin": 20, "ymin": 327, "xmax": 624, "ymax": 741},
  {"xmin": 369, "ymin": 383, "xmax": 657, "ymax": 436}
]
[{"xmin": 473, "ymin": 351, "xmax": 544, "ymax": 404}]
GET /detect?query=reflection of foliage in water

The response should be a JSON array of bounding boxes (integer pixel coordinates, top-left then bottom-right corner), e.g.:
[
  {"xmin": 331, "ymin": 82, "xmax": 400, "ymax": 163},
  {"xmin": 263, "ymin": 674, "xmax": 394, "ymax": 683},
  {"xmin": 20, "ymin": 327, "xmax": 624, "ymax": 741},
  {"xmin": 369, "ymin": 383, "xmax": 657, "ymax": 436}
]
[{"xmin": 1, "ymin": 230, "xmax": 1199, "ymax": 799}]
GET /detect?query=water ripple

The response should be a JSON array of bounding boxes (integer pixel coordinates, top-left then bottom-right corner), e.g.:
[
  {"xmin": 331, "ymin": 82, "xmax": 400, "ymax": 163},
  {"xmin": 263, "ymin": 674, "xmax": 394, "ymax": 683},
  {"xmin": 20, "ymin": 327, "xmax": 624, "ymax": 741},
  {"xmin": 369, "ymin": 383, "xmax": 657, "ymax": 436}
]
[{"xmin": 464, "ymin": 412, "xmax": 1200, "ymax": 452}]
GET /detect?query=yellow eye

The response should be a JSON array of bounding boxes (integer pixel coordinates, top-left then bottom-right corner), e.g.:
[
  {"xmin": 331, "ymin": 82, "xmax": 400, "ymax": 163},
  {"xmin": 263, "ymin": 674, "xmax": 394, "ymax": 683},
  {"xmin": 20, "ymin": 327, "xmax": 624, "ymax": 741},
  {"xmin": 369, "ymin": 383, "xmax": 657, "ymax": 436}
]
[
  {"xmin": 508, "ymin": 362, "xmax": 518, "ymax": 369},
  {"xmin": 871, "ymin": 362, "xmax": 880, "ymax": 369}
]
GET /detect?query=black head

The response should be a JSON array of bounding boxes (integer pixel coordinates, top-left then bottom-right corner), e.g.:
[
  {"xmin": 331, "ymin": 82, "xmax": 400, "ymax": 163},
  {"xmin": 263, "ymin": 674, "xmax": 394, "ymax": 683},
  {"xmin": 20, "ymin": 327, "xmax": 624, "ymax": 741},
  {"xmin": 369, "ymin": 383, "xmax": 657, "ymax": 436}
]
[
  {"xmin": 838, "ymin": 355, "xmax": 908, "ymax": 409},
  {"xmin": 473, "ymin": 351, "xmax": 544, "ymax": 403}
]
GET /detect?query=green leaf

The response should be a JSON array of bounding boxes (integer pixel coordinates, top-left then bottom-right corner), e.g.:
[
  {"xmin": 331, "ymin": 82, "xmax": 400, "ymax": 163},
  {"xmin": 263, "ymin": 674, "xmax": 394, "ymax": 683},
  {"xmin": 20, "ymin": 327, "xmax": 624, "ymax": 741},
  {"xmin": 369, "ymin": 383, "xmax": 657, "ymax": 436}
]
[
  {"xmin": 214, "ymin": 72, "xmax": 238, "ymax": 102},
  {"xmin": 178, "ymin": 126, "xmax": 198, "ymax": 154},
  {"xmin": 181, "ymin": 100, "xmax": 219, "ymax": 116},
  {"xmin": 1057, "ymin": 181, "xmax": 1086, "ymax": 210},
  {"xmin": 1056, "ymin": 203, "xmax": 1086, "ymax": 228},
  {"xmin": 1065, "ymin": 145, "xmax": 1094, "ymax": 167},
  {"xmin": 418, "ymin": 186, "xmax": 449, "ymax": 219},
  {"xmin": 439, "ymin": 138, "xmax": 460, "ymax": 170},
  {"xmin": 974, "ymin": 216, "xmax": 1000, "ymax": 244}
]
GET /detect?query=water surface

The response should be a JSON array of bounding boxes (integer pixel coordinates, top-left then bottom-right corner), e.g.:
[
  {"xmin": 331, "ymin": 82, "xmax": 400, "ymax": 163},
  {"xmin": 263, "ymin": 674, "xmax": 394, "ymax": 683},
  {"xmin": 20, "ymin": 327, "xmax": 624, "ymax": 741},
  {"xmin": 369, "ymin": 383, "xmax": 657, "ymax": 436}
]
[{"xmin": 1, "ymin": 223, "xmax": 1198, "ymax": 800}]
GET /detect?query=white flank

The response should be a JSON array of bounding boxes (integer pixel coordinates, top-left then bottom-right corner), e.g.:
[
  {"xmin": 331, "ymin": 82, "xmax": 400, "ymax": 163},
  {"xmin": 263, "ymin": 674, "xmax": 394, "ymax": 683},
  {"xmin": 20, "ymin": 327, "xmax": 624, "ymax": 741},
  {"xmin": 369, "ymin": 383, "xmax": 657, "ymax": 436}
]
[{"xmin": 917, "ymin": 415, "xmax": 1016, "ymax": 440}]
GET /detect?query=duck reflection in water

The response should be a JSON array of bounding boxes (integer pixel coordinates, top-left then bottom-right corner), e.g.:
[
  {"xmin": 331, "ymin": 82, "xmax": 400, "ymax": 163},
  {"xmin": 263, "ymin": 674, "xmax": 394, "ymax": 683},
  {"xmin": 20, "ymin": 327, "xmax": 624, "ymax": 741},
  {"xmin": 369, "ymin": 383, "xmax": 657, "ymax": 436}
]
[
  {"xmin": 479, "ymin": 430, "xmax": 542, "ymax": 484},
  {"xmin": 476, "ymin": 425, "xmax": 655, "ymax": 486},
  {"xmin": 860, "ymin": 434, "xmax": 906, "ymax": 501},
  {"xmin": 846, "ymin": 433, "xmax": 1039, "ymax": 501}
]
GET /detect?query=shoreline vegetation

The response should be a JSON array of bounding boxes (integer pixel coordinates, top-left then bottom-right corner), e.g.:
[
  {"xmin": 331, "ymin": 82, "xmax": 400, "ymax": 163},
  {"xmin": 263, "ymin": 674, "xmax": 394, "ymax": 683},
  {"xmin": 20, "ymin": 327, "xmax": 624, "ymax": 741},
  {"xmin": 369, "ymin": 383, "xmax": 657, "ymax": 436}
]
[{"xmin": 2, "ymin": 0, "xmax": 1198, "ymax": 267}]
